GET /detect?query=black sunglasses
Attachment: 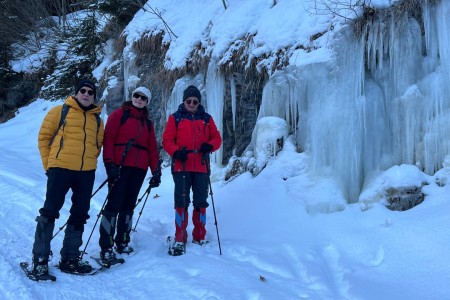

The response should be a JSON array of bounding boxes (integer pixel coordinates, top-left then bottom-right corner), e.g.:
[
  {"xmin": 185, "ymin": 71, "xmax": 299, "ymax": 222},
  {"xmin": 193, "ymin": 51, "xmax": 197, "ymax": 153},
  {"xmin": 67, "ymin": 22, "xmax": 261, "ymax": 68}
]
[
  {"xmin": 79, "ymin": 88, "xmax": 94, "ymax": 96},
  {"xmin": 185, "ymin": 99, "xmax": 199, "ymax": 105},
  {"xmin": 133, "ymin": 93, "xmax": 148, "ymax": 101}
]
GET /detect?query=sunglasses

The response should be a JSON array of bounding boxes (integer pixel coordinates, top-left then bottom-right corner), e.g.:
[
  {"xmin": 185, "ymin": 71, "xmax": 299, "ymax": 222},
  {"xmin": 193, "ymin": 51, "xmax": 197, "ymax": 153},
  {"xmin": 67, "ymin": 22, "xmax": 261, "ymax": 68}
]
[
  {"xmin": 133, "ymin": 93, "xmax": 148, "ymax": 101},
  {"xmin": 79, "ymin": 88, "xmax": 94, "ymax": 96},
  {"xmin": 185, "ymin": 99, "xmax": 199, "ymax": 105}
]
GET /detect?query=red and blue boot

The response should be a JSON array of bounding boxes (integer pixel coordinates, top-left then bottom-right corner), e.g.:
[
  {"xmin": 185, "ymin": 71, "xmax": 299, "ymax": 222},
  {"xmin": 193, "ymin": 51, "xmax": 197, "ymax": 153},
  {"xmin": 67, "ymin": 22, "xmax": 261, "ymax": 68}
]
[
  {"xmin": 192, "ymin": 207, "xmax": 208, "ymax": 245},
  {"xmin": 170, "ymin": 207, "xmax": 188, "ymax": 256}
]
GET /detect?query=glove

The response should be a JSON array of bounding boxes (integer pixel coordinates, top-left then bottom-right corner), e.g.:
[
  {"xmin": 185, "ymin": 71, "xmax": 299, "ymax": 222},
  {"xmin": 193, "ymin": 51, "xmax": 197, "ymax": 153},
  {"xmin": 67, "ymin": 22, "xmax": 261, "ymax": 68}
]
[
  {"xmin": 173, "ymin": 148, "xmax": 188, "ymax": 162},
  {"xmin": 199, "ymin": 143, "xmax": 214, "ymax": 154},
  {"xmin": 105, "ymin": 162, "xmax": 120, "ymax": 181},
  {"xmin": 149, "ymin": 170, "xmax": 162, "ymax": 188}
]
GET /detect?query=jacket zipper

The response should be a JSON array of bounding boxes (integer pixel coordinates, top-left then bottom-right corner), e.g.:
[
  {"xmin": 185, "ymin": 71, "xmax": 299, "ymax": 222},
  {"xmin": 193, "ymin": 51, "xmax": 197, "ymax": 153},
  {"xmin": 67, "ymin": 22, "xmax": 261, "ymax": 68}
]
[{"xmin": 80, "ymin": 112, "xmax": 87, "ymax": 170}]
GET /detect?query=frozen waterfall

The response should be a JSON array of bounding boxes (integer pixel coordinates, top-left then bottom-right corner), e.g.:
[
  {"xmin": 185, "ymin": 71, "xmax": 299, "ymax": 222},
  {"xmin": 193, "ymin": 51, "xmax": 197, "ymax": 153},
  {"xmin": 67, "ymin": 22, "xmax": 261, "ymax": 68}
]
[
  {"xmin": 246, "ymin": 1, "xmax": 450, "ymax": 202},
  {"xmin": 160, "ymin": 1, "xmax": 450, "ymax": 203}
]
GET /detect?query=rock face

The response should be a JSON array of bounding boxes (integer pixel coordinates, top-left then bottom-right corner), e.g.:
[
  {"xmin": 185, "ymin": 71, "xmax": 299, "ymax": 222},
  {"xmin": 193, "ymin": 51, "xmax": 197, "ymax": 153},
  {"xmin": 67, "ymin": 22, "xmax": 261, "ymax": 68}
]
[{"xmin": 221, "ymin": 73, "xmax": 264, "ymax": 163}]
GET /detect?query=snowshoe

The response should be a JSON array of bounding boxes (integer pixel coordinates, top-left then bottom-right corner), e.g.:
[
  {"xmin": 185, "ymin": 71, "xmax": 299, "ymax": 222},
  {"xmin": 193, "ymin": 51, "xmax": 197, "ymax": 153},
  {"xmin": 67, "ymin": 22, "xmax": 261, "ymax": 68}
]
[
  {"xmin": 20, "ymin": 262, "xmax": 56, "ymax": 282},
  {"xmin": 168, "ymin": 241, "xmax": 186, "ymax": 256},
  {"xmin": 58, "ymin": 258, "xmax": 95, "ymax": 275},
  {"xmin": 93, "ymin": 248, "xmax": 125, "ymax": 268},
  {"xmin": 91, "ymin": 256, "xmax": 125, "ymax": 268}
]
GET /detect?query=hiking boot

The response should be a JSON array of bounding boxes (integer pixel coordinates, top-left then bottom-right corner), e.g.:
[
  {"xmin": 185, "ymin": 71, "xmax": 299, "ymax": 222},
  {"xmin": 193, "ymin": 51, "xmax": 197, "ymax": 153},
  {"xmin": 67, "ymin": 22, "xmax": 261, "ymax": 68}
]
[
  {"xmin": 100, "ymin": 248, "xmax": 116, "ymax": 264},
  {"xmin": 175, "ymin": 207, "xmax": 188, "ymax": 244},
  {"xmin": 59, "ymin": 258, "xmax": 93, "ymax": 274},
  {"xmin": 192, "ymin": 239, "xmax": 209, "ymax": 246},
  {"xmin": 32, "ymin": 257, "xmax": 49, "ymax": 277},
  {"xmin": 115, "ymin": 243, "xmax": 134, "ymax": 254},
  {"xmin": 192, "ymin": 207, "xmax": 207, "ymax": 242},
  {"xmin": 170, "ymin": 242, "xmax": 186, "ymax": 256}
]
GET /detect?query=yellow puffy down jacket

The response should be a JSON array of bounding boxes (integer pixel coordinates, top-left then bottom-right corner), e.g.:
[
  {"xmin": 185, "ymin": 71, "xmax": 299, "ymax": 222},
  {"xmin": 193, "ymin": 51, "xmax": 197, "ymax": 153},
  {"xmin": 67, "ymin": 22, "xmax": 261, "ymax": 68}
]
[{"xmin": 38, "ymin": 96, "xmax": 104, "ymax": 171}]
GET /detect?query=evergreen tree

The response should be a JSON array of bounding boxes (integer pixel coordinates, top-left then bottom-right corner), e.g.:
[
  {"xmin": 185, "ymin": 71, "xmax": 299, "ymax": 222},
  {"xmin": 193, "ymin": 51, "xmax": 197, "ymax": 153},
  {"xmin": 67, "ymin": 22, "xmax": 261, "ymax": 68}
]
[
  {"xmin": 98, "ymin": 0, "xmax": 140, "ymax": 27},
  {"xmin": 41, "ymin": 8, "xmax": 103, "ymax": 99}
]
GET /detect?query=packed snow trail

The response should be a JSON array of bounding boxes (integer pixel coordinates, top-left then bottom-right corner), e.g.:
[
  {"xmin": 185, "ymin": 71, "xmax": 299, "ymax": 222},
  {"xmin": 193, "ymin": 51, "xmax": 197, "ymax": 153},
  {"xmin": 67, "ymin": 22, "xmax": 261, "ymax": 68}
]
[{"xmin": 2, "ymin": 100, "xmax": 450, "ymax": 299}]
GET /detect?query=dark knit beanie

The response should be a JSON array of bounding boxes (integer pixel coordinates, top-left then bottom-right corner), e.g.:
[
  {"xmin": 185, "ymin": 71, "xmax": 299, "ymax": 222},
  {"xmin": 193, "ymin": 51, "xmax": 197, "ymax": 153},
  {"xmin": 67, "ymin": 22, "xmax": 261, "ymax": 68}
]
[
  {"xmin": 183, "ymin": 85, "xmax": 201, "ymax": 103},
  {"xmin": 75, "ymin": 79, "xmax": 97, "ymax": 99}
]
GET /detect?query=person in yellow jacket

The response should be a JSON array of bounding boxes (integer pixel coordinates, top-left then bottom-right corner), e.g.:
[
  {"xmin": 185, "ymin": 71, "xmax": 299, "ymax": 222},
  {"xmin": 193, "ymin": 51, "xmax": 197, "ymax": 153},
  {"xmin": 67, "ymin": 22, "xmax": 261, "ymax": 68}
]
[{"xmin": 30, "ymin": 79, "xmax": 104, "ymax": 279}]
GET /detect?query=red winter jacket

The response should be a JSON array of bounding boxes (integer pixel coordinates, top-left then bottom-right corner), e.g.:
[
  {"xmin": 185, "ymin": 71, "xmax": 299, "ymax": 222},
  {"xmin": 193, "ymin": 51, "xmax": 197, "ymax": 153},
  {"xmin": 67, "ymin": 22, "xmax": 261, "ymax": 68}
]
[
  {"xmin": 162, "ymin": 104, "xmax": 222, "ymax": 173},
  {"xmin": 103, "ymin": 102, "xmax": 159, "ymax": 173}
]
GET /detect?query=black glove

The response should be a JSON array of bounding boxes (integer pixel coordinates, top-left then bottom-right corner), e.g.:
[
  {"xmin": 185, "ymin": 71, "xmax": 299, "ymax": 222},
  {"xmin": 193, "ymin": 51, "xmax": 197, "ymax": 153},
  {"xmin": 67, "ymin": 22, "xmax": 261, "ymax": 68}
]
[
  {"xmin": 105, "ymin": 162, "xmax": 120, "ymax": 181},
  {"xmin": 199, "ymin": 143, "xmax": 214, "ymax": 154},
  {"xmin": 173, "ymin": 149, "xmax": 188, "ymax": 162},
  {"xmin": 149, "ymin": 169, "xmax": 161, "ymax": 188}
]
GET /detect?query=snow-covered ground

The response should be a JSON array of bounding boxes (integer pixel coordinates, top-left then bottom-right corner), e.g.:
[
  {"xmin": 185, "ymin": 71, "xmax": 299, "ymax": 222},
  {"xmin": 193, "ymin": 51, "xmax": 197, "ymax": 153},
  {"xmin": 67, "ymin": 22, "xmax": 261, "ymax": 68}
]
[{"xmin": 1, "ymin": 99, "xmax": 450, "ymax": 299}]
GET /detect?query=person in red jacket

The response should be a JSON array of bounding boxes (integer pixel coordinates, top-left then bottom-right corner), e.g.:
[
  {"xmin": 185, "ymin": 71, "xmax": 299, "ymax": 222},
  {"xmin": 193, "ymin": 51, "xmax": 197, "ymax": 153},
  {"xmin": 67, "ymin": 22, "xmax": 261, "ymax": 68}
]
[
  {"xmin": 162, "ymin": 85, "xmax": 222, "ymax": 256},
  {"xmin": 99, "ymin": 86, "xmax": 161, "ymax": 265}
]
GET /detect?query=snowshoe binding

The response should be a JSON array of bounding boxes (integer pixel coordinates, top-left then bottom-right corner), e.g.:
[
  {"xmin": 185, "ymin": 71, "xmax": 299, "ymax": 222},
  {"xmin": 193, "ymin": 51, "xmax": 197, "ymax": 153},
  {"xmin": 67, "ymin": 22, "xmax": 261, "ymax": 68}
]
[
  {"xmin": 93, "ymin": 248, "xmax": 125, "ymax": 268},
  {"xmin": 58, "ymin": 258, "xmax": 95, "ymax": 275},
  {"xmin": 20, "ymin": 260, "xmax": 56, "ymax": 282}
]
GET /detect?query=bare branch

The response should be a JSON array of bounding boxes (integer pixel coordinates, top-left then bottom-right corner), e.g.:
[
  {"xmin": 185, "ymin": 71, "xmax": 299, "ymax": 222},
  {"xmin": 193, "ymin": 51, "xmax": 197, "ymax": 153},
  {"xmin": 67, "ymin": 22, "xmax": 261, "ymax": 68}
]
[
  {"xmin": 131, "ymin": 0, "xmax": 178, "ymax": 40},
  {"xmin": 306, "ymin": 0, "xmax": 367, "ymax": 21}
]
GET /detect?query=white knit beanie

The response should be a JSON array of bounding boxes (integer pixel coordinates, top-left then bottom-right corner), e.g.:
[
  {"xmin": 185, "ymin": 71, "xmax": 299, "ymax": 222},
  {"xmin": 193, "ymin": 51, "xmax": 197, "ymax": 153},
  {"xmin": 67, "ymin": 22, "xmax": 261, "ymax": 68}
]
[{"xmin": 132, "ymin": 86, "xmax": 152, "ymax": 100}]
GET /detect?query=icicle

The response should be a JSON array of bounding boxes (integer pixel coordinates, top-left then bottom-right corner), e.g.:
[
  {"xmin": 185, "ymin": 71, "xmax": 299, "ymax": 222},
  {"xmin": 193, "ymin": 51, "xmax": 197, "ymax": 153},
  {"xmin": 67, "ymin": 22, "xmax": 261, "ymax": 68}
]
[
  {"xmin": 436, "ymin": 1, "xmax": 450, "ymax": 80},
  {"xmin": 422, "ymin": 2, "xmax": 439, "ymax": 68},
  {"xmin": 419, "ymin": 0, "xmax": 450, "ymax": 174},
  {"xmin": 205, "ymin": 61, "xmax": 225, "ymax": 167},
  {"xmin": 290, "ymin": 27, "xmax": 363, "ymax": 202},
  {"xmin": 230, "ymin": 76, "xmax": 236, "ymax": 131},
  {"xmin": 122, "ymin": 48, "xmax": 139, "ymax": 96}
]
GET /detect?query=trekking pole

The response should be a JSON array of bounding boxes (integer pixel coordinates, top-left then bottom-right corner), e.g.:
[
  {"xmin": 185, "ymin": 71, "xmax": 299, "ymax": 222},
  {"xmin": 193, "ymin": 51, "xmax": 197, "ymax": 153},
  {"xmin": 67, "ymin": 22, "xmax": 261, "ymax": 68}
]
[
  {"xmin": 170, "ymin": 150, "xmax": 188, "ymax": 247},
  {"xmin": 51, "ymin": 223, "xmax": 68, "ymax": 240},
  {"xmin": 91, "ymin": 178, "xmax": 108, "ymax": 198},
  {"xmin": 132, "ymin": 159, "xmax": 163, "ymax": 232},
  {"xmin": 132, "ymin": 186, "xmax": 152, "ymax": 232},
  {"xmin": 51, "ymin": 178, "xmax": 109, "ymax": 240},
  {"xmin": 133, "ymin": 186, "xmax": 151, "ymax": 210},
  {"xmin": 181, "ymin": 153, "xmax": 188, "ymax": 243},
  {"xmin": 79, "ymin": 139, "xmax": 134, "ymax": 258},
  {"xmin": 204, "ymin": 153, "xmax": 222, "ymax": 255}
]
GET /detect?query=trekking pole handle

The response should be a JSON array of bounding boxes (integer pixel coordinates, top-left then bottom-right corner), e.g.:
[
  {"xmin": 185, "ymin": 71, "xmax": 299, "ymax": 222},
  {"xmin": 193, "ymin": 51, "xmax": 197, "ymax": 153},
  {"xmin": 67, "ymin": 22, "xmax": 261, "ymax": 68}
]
[
  {"xmin": 109, "ymin": 138, "xmax": 134, "ymax": 189},
  {"xmin": 120, "ymin": 138, "xmax": 134, "ymax": 165}
]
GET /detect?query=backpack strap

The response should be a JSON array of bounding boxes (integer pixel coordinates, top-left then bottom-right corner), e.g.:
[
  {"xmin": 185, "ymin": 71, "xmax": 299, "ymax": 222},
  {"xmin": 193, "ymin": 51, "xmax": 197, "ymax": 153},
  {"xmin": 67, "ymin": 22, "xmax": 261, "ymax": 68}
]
[
  {"xmin": 49, "ymin": 103, "xmax": 101, "ymax": 149},
  {"xmin": 48, "ymin": 104, "xmax": 70, "ymax": 146},
  {"xmin": 120, "ymin": 109, "xmax": 130, "ymax": 126},
  {"xmin": 203, "ymin": 113, "xmax": 211, "ymax": 125},
  {"xmin": 172, "ymin": 111, "xmax": 182, "ymax": 128}
]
